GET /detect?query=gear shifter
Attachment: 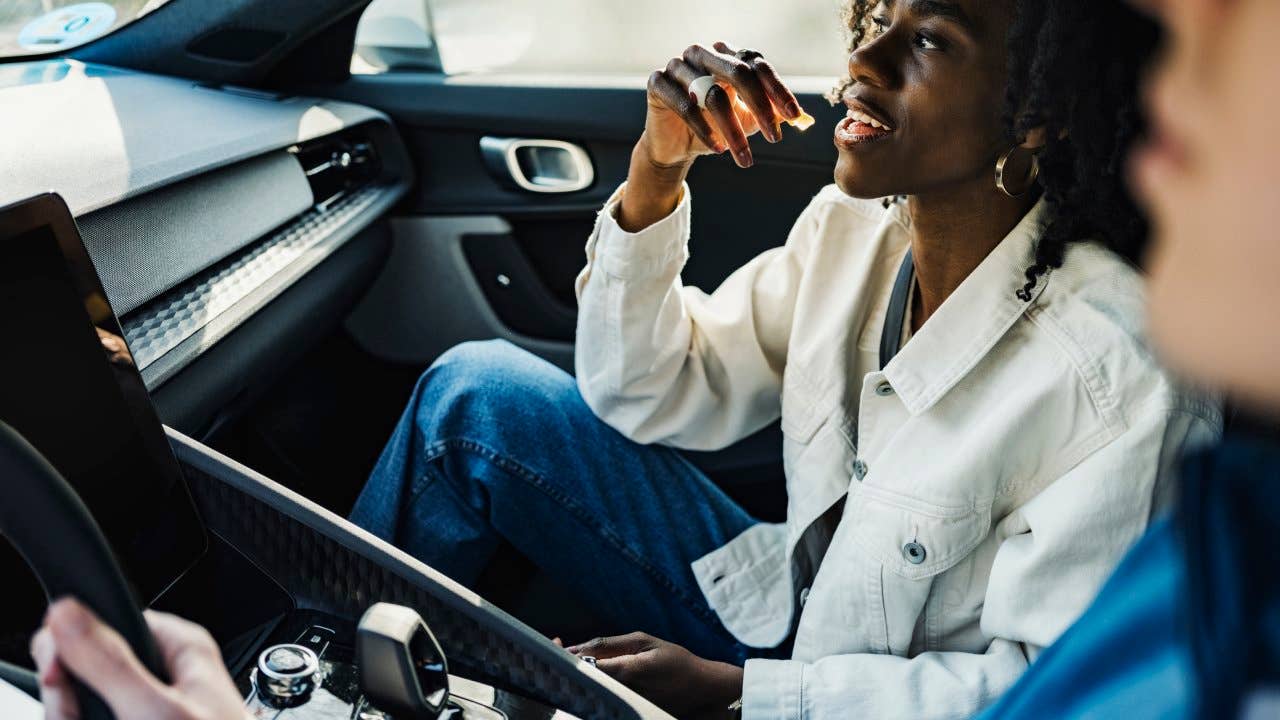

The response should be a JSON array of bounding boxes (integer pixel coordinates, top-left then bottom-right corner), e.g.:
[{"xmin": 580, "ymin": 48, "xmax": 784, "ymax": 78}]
[{"xmin": 357, "ymin": 603, "xmax": 452, "ymax": 719}]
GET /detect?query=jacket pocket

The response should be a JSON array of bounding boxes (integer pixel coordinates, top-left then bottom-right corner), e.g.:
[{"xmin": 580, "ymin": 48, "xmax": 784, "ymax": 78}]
[{"xmin": 847, "ymin": 483, "xmax": 992, "ymax": 581}]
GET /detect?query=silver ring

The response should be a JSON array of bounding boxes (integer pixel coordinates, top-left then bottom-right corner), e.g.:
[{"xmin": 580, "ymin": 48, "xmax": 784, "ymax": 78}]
[
  {"xmin": 581, "ymin": 655, "xmax": 598, "ymax": 667},
  {"xmin": 688, "ymin": 75, "xmax": 717, "ymax": 111},
  {"xmin": 735, "ymin": 49, "xmax": 764, "ymax": 63}
]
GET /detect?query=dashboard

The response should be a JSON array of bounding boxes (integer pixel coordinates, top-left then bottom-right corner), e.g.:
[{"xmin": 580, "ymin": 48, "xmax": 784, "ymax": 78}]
[
  {"xmin": 0, "ymin": 59, "xmax": 412, "ymax": 434},
  {"xmin": 0, "ymin": 59, "xmax": 675, "ymax": 718}
]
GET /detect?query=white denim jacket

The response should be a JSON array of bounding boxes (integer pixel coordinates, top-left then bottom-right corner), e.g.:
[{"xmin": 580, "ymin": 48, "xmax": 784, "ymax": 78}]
[{"xmin": 574, "ymin": 184, "xmax": 1221, "ymax": 719}]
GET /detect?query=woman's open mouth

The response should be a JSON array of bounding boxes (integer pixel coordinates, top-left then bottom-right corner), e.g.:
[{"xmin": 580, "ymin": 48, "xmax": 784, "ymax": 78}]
[{"xmin": 835, "ymin": 104, "xmax": 896, "ymax": 150}]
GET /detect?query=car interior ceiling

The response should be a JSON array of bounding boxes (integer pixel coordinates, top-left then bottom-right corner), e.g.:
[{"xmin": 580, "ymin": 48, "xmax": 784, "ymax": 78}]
[{"xmin": 0, "ymin": 0, "xmax": 860, "ymax": 715}]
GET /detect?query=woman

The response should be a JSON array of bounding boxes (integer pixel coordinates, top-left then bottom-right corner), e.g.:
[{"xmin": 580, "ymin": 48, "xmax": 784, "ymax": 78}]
[{"xmin": 348, "ymin": 0, "xmax": 1217, "ymax": 717}]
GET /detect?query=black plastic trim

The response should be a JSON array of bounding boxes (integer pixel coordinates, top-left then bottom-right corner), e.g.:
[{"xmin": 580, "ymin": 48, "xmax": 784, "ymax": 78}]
[{"xmin": 152, "ymin": 222, "xmax": 391, "ymax": 439}]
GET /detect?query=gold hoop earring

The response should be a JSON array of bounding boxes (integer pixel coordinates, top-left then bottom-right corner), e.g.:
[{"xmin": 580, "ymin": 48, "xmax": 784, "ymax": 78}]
[{"xmin": 995, "ymin": 147, "xmax": 1040, "ymax": 198}]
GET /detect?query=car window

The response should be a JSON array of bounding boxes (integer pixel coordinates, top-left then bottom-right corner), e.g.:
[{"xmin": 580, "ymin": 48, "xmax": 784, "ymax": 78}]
[
  {"xmin": 353, "ymin": 0, "xmax": 849, "ymax": 78},
  {"xmin": 0, "ymin": 1, "xmax": 172, "ymax": 58}
]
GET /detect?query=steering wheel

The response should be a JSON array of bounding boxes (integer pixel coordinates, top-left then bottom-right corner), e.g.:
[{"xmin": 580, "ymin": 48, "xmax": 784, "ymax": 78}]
[{"xmin": 0, "ymin": 421, "xmax": 166, "ymax": 719}]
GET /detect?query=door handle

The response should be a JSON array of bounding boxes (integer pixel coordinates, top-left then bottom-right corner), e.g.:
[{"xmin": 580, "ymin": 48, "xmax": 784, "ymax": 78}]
[{"xmin": 480, "ymin": 137, "xmax": 594, "ymax": 194}]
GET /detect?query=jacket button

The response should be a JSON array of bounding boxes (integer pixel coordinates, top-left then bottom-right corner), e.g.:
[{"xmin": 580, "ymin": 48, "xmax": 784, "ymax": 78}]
[
  {"xmin": 799, "ymin": 587, "xmax": 811, "ymax": 607},
  {"xmin": 903, "ymin": 542, "xmax": 927, "ymax": 564},
  {"xmin": 853, "ymin": 459, "xmax": 868, "ymax": 480},
  {"xmin": 875, "ymin": 381, "xmax": 895, "ymax": 397}
]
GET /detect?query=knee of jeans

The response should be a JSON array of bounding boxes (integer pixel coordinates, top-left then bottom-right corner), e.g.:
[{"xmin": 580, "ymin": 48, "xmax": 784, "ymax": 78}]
[{"xmin": 416, "ymin": 340, "xmax": 578, "ymax": 439}]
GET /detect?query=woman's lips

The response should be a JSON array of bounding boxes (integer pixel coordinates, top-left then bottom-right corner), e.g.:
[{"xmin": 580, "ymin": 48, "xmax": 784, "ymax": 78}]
[{"xmin": 835, "ymin": 110, "xmax": 895, "ymax": 149}]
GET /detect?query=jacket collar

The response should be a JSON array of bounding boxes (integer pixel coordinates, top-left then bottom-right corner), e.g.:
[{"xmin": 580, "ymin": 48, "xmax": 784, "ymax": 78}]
[{"xmin": 881, "ymin": 197, "xmax": 1051, "ymax": 415}]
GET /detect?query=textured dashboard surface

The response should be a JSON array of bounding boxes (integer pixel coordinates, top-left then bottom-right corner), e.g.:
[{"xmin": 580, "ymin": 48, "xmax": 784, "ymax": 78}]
[
  {"xmin": 0, "ymin": 60, "xmax": 385, "ymax": 216},
  {"xmin": 170, "ymin": 431, "xmax": 656, "ymax": 720},
  {"xmin": 121, "ymin": 183, "xmax": 397, "ymax": 388},
  {"xmin": 78, "ymin": 152, "xmax": 313, "ymax": 316}
]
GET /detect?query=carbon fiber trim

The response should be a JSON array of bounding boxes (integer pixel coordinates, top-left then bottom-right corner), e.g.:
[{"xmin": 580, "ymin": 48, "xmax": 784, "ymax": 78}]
[
  {"xmin": 121, "ymin": 183, "xmax": 400, "ymax": 388},
  {"xmin": 166, "ymin": 428, "xmax": 663, "ymax": 720}
]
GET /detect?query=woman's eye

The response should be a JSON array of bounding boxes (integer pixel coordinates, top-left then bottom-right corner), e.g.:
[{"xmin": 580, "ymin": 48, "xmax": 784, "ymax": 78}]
[
  {"xmin": 914, "ymin": 33, "xmax": 941, "ymax": 51},
  {"xmin": 870, "ymin": 15, "xmax": 890, "ymax": 35}
]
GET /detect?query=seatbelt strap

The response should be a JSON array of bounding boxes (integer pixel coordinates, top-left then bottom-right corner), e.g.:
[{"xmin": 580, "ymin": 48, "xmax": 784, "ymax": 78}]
[
  {"xmin": 793, "ymin": 248, "xmax": 916, "ymax": 620},
  {"xmin": 880, "ymin": 249, "xmax": 915, "ymax": 369}
]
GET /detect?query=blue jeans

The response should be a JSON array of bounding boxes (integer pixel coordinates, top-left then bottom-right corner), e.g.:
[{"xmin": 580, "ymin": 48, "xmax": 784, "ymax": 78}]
[{"xmin": 350, "ymin": 340, "xmax": 760, "ymax": 664}]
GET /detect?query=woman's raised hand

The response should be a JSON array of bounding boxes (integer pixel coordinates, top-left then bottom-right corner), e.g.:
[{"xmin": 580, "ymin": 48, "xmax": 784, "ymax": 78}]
[{"xmin": 642, "ymin": 42, "xmax": 805, "ymax": 170}]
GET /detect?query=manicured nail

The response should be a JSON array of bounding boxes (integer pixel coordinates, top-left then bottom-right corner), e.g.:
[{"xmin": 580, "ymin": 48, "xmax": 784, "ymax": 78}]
[{"xmin": 736, "ymin": 149, "xmax": 754, "ymax": 167}]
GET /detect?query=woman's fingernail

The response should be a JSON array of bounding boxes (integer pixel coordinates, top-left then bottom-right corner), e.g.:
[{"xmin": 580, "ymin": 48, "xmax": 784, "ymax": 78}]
[{"xmin": 736, "ymin": 149, "xmax": 754, "ymax": 167}]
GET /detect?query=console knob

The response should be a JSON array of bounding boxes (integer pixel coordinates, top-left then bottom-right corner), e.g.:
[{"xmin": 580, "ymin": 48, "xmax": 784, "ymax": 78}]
[{"xmin": 255, "ymin": 643, "xmax": 320, "ymax": 708}]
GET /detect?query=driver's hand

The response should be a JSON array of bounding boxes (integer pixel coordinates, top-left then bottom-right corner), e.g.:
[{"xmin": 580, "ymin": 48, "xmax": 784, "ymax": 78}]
[{"xmin": 30, "ymin": 598, "xmax": 250, "ymax": 720}]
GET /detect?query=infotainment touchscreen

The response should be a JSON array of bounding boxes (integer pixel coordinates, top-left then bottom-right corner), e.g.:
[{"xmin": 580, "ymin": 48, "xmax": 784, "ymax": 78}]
[{"xmin": 0, "ymin": 193, "xmax": 207, "ymax": 606}]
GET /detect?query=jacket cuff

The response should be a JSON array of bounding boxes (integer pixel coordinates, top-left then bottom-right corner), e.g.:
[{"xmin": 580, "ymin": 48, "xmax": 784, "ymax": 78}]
[
  {"xmin": 588, "ymin": 182, "xmax": 691, "ymax": 280},
  {"xmin": 742, "ymin": 659, "xmax": 804, "ymax": 720}
]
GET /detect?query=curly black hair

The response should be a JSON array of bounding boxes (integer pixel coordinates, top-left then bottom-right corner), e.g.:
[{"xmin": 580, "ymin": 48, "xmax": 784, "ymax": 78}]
[{"xmin": 836, "ymin": 0, "xmax": 1161, "ymax": 301}]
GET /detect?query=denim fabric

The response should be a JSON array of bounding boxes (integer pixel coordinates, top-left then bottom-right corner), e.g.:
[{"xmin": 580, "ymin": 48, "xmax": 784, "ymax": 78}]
[
  {"xmin": 980, "ymin": 433, "xmax": 1280, "ymax": 720},
  {"xmin": 349, "ymin": 340, "xmax": 761, "ymax": 664}
]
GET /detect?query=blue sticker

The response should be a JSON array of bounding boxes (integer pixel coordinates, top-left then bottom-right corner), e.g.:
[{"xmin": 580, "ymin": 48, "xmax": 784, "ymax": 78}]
[{"xmin": 18, "ymin": 3, "xmax": 119, "ymax": 52}]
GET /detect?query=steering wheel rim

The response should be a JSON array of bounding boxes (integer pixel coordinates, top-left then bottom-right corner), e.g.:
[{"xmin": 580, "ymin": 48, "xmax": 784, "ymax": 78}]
[{"xmin": 0, "ymin": 421, "xmax": 166, "ymax": 719}]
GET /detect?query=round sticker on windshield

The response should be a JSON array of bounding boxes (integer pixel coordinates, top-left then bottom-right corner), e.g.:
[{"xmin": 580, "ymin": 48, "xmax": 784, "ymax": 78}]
[{"xmin": 18, "ymin": 3, "xmax": 118, "ymax": 52}]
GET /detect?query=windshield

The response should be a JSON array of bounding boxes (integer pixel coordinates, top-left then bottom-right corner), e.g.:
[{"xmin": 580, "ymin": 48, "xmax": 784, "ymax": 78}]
[{"xmin": 0, "ymin": 1, "xmax": 170, "ymax": 58}]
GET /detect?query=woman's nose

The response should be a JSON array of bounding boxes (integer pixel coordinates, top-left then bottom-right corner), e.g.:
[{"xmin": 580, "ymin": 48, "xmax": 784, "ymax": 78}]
[{"xmin": 848, "ymin": 40, "xmax": 896, "ymax": 90}]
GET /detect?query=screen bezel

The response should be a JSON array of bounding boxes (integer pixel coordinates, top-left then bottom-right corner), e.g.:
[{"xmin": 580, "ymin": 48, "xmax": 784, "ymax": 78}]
[{"xmin": 0, "ymin": 192, "xmax": 208, "ymax": 605}]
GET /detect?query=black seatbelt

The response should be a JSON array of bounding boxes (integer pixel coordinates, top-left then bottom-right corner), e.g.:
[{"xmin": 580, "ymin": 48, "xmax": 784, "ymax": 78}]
[
  {"xmin": 793, "ymin": 248, "xmax": 917, "ymax": 622},
  {"xmin": 880, "ymin": 249, "xmax": 915, "ymax": 369}
]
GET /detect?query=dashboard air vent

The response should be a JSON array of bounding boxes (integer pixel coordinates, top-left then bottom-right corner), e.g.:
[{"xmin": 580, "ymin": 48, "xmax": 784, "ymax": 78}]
[{"xmin": 291, "ymin": 130, "xmax": 381, "ymax": 209}]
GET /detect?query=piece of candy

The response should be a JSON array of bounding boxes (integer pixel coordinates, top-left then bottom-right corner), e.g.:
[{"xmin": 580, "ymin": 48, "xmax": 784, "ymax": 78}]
[{"xmin": 787, "ymin": 111, "xmax": 817, "ymax": 132}]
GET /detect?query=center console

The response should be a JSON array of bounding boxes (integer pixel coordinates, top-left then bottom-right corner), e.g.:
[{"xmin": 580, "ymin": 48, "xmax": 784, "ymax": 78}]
[
  {"xmin": 237, "ymin": 609, "xmax": 562, "ymax": 719},
  {"xmin": 0, "ymin": 191, "xmax": 670, "ymax": 720},
  {"xmin": 166, "ymin": 429, "xmax": 667, "ymax": 720}
]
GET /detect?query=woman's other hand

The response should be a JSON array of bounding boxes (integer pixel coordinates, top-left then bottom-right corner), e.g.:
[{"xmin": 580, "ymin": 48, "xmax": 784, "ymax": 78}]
[
  {"xmin": 30, "ymin": 598, "xmax": 249, "ymax": 720},
  {"xmin": 619, "ymin": 42, "xmax": 803, "ymax": 232},
  {"xmin": 569, "ymin": 632, "xmax": 744, "ymax": 718}
]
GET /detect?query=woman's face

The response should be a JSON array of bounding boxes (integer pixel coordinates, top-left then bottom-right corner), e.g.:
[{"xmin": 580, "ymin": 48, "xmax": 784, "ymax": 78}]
[
  {"xmin": 833, "ymin": 0, "xmax": 1020, "ymax": 199},
  {"xmin": 1131, "ymin": 0, "xmax": 1280, "ymax": 407}
]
